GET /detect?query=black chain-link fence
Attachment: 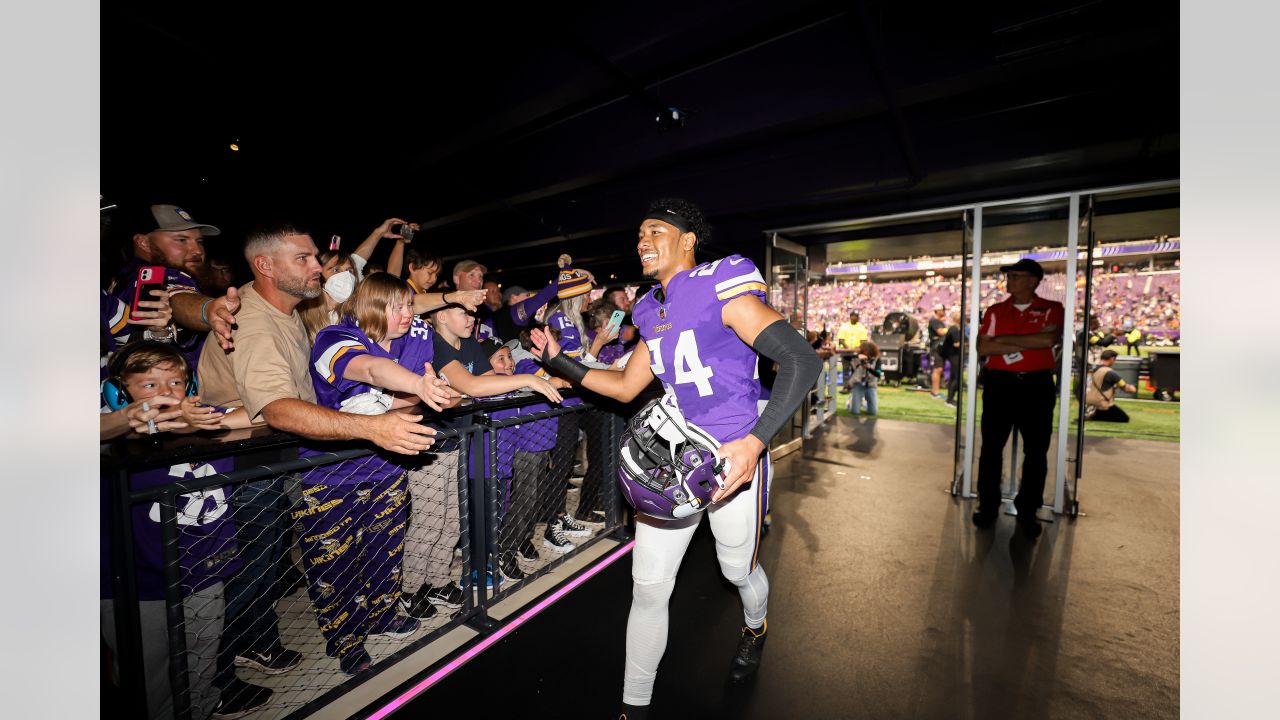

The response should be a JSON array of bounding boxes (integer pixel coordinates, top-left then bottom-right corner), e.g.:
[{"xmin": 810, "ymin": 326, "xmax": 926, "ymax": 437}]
[{"xmin": 102, "ymin": 392, "xmax": 634, "ymax": 720}]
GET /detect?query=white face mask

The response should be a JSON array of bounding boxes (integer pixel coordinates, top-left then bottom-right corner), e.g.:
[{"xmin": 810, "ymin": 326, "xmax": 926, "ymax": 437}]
[{"xmin": 324, "ymin": 270, "xmax": 356, "ymax": 303}]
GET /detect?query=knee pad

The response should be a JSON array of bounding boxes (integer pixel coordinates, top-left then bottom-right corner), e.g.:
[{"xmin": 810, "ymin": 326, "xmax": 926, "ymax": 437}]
[
  {"xmin": 630, "ymin": 577, "xmax": 676, "ymax": 610},
  {"xmin": 717, "ymin": 557, "xmax": 753, "ymax": 585}
]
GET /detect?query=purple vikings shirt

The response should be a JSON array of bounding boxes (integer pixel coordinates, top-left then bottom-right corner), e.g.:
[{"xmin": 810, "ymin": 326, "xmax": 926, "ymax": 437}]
[
  {"xmin": 390, "ymin": 317, "xmax": 461, "ymax": 454},
  {"xmin": 631, "ymin": 255, "xmax": 769, "ymax": 444},
  {"xmin": 546, "ymin": 310, "xmax": 585, "ymax": 359},
  {"xmin": 101, "ymin": 290, "xmax": 129, "ymax": 381},
  {"xmin": 390, "ymin": 317, "xmax": 436, "ymax": 374},
  {"xmin": 101, "ymin": 458, "xmax": 241, "ymax": 600},
  {"xmin": 107, "ymin": 258, "xmax": 204, "ymax": 369},
  {"xmin": 304, "ymin": 320, "xmax": 401, "ymax": 484}
]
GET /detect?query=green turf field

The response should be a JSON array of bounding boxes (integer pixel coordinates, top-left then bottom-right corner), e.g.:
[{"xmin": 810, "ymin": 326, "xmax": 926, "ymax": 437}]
[{"xmin": 832, "ymin": 382, "xmax": 1179, "ymax": 443}]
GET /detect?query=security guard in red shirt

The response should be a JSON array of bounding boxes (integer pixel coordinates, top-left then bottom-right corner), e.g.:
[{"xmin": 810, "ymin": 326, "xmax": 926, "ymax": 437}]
[{"xmin": 973, "ymin": 258, "xmax": 1064, "ymax": 540}]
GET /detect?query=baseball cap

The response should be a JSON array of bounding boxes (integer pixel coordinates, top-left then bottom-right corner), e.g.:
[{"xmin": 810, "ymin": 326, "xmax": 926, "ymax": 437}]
[
  {"xmin": 453, "ymin": 259, "xmax": 488, "ymax": 276},
  {"xmin": 999, "ymin": 258, "xmax": 1044, "ymax": 280},
  {"xmin": 141, "ymin": 204, "xmax": 221, "ymax": 235}
]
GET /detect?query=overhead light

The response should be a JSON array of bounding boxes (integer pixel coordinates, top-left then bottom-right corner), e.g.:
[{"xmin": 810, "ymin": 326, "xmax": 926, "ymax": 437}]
[
  {"xmin": 926, "ymin": 270, "xmax": 936, "ymax": 277},
  {"xmin": 858, "ymin": 274, "xmax": 867, "ymax": 280},
  {"xmin": 656, "ymin": 106, "xmax": 687, "ymax": 132},
  {"xmin": 229, "ymin": 143, "xmax": 240, "ymax": 152}
]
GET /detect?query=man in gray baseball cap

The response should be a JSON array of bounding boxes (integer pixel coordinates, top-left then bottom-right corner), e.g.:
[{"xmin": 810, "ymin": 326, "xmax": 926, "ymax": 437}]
[{"xmin": 105, "ymin": 204, "xmax": 240, "ymax": 365}]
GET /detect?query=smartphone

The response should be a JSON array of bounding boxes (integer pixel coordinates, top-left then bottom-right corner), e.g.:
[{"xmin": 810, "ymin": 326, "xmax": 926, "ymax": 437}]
[
  {"xmin": 391, "ymin": 223, "xmax": 416, "ymax": 242},
  {"xmin": 197, "ymin": 404, "xmax": 230, "ymax": 415},
  {"xmin": 606, "ymin": 309, "xmax": 626, "ymax": 335},
  {"xmin": 131, "ymin": 266, "xmax": 167, "ymax": 321}
]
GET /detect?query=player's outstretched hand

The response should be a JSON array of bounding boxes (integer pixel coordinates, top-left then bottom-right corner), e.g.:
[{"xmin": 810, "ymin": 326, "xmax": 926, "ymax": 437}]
[{"xmin": 530, "ymin": 327, "xmax": 562, "ymax": 361}]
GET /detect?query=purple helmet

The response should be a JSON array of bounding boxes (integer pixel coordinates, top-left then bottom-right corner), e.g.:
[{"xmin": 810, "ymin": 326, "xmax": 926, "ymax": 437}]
[{"xmin": 618, "ymin": 394, "xmax": 726, "ymax": 520}]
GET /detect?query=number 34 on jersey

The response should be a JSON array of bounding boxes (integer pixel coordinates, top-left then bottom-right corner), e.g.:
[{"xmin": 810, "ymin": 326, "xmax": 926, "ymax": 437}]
[{"xmin": 646, "ymin": 330, "xmax": 717, "ymax": 397}]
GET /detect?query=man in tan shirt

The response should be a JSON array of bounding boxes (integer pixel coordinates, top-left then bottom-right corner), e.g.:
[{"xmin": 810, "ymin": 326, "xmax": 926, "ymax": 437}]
[{"xmin": 196, "ymin": 224, "xmax": 448, "ymax": 715}]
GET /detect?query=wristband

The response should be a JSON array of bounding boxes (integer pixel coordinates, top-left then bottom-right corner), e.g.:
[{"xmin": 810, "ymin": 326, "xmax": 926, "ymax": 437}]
[
  {"xmin": 200, "ymin": 298, "xmax": 213, "ymax": 326},
  {"xmin": 541, "ymin": 348, "xmax": 589, "ymax": 384}
]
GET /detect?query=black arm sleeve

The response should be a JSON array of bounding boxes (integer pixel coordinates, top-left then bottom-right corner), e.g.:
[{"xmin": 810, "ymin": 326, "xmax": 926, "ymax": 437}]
[
  {"xmin": 749, "ymin": 319, "xmax": 824, "ymax": 447},
  {"xmin": 541, "ymin": 347, "xmax": 590, "ymax": 384}
]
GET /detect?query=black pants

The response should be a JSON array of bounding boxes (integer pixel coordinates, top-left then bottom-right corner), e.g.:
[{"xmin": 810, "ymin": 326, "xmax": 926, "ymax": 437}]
[
  {"xmin": 542, "ymin": 412, "xmax": 579, "ymax": 524},
  {"xmin": 575, "ymin": 409, "xmax": 610, "ymax": 520},
  {"xmin": 1089, "ymin": 405, "xmax": 1130, "ymax": 423},
  {"xmin": 977, "ymin": 370, "xmax": 1056, "ymax": 517},
  {"xmin": 944, "ymin": 356, "xmax": 962, "ymax": 404}
]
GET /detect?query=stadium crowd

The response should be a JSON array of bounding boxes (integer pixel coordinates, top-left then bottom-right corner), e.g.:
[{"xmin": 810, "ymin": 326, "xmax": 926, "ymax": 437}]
[
  {"xmin": 801, "ymin": 267, "xmax": 1180, "ymax": 345},
  {"xmin": 100, "ymin": 205, "xmax": 644, "ymax": 719}
]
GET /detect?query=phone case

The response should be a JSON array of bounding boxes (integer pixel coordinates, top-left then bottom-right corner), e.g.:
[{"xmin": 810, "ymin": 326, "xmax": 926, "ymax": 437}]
[{"xmin": 131, "ymin": 266, "xmax": 167, "ymax": 320}]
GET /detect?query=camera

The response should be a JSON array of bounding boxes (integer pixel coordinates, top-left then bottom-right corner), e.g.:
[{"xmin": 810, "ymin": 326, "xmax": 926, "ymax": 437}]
[{"xmin": 391, "ymin": 223, "xmax": 416, "ymax": 242}]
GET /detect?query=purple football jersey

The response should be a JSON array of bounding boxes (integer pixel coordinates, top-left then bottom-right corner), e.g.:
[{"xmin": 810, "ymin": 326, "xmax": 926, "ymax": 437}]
[
  {"xmin": 309, "ymin": 320, "xmax": 394, "ymax": 411},
  {"xmin": 101, "ymin": 458, "xmax": 241, "ymax": 600},
  {"xmin": 108, "ymin": 258, "xmax": 205, "ymax": 369},
  {"xmin": 101, "ymin": 290, "xmax": 129, "ymax": 381},
  {"xmin": 302, "ymin": 321, "xmax": 403, "ymax": 484},
  {"xmin": 631, "ymin": 255, "xmax": 769, "ymax": 444},
  {"xmin": 547, "ymin": 311, "xmax": 585, "ymax": 359},
  {"xmin": 390, "ymin": 317, "xmax": 436, "ymax": 373}
]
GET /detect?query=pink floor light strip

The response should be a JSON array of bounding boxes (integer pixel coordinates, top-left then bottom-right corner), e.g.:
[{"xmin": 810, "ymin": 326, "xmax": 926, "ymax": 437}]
[{"xmin": 365, "ymin": 540, "xmax": 636, "ymax": 720}]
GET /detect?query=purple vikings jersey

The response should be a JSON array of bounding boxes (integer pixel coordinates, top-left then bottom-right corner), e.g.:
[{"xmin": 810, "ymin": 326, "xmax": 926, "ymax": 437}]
[
  {"xmin": 390, "ymin": 317, "xmax": 435, "ymax": 372},
  {"xmin": 631, "ymin": 255, "xmax": 769, "ymax": 444},
  {"xmin": 547, "ymin": 311, "xmax": 585, "ymax": 359},
  {"xmin": 101, "ymin": 290, "xmax": 129, "ymax": 380},
  {"xmin": 108, "ymin": 258, "xmax": 204, "ymax": 368},
  {"xmin": 304, "ymin": 321, "xmax": 401, "ymax": 484},
  {"xmin": 390, "ymin": 317, "xmax": 462, "ymax": 454},
  {"xmin": 310, "ymin": 320, "xmax": 395, "ymax": 411},
  {"xmin": 473, "ymin": 304, "xmax": 497, "ymax": 342},
  {"xmin": 101, "ymin": 459, "xmax": 241, "ymax": 600}
]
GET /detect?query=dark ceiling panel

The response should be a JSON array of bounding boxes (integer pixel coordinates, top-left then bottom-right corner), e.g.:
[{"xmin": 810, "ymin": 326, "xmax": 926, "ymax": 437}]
[{"xmin": 103, "ymin": 0, "xmax": 1178, "ymax": 289}]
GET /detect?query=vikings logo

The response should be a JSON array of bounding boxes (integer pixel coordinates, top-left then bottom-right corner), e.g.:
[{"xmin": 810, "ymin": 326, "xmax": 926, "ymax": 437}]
[
  {"xmin": 319, "ymin": 538, "xmax": 339, "ymax": 549},
  {"xmin": 354, "ymin": 488, "xmax": 373, "ymax": 505},
  {"xmin": 336, "ymin": 634, "xmax": 360, "ymax": 654},
  {"xmin": 318, "ymin": 580, "xmax": 335, "ymax": 598},
  {"xmin": 355, "ymin": 528, "xmax": 365, "ymax": 544},
  {"xmin": 386, "ymin": 488, "xmax": 404, "ymax": 500},
  {"xmin": 354, "ymin": 594, "xmax": 368, "ymax": 609},
  {"xmin": 303, "ymin": 493, "xmax": 320, "ymax": 508}
]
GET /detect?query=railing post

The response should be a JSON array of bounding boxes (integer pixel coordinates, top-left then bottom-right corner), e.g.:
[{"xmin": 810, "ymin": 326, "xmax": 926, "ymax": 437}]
[
  {"xmin": 109, "ymin": 468, "xmax": 149, "ymax": 718},
  {"xmin": 463, "ymin": 420, "xmax": 498, "ymax": 634},
  {"xmin": 158, "ymin": 489, "xmax": 193, "ymax": 720}
]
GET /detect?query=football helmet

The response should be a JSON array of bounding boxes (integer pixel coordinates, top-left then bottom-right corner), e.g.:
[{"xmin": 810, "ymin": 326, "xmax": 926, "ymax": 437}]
[{"xmin": 617, "ymin": 393, "xmax": 728, "ymax": 519}]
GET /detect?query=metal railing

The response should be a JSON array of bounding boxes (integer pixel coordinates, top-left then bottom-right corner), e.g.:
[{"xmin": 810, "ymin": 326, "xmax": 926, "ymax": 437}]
[{"xmin": 101, "ymin": 390, "xmax": 644, "ymax": 720}]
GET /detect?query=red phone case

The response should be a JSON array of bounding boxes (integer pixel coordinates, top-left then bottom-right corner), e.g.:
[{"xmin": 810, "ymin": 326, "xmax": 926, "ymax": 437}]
[{"xmin": 131, "ymin": 266, "xmax": 167, "ymax": 321}]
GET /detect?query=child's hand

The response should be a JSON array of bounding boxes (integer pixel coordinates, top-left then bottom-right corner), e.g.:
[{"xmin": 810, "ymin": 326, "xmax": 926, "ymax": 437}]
[
  {"xmin": 521, "ymin": 375, "xmax": 564, "ymax": 404},
  {"xmin": 414, "ymin": 362, "xmax": 460, "ymax": 412},
  {"xmin": 179, "ymin": 396, "xmax": 225, "ymax": 431},
  {"xmin": 126, "ymin": 395, "xmax": 187, "ymax": 434}
]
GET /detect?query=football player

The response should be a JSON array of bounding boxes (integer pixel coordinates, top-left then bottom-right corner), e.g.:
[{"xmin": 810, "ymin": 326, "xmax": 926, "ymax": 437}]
[{"xmin": 531, "ymin": 198, "xmax": 821, "ymax": 719}]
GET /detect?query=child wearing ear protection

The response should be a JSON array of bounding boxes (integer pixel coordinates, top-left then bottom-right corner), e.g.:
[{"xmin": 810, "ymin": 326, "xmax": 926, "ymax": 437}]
[
  {"xmin": 100, "ymin": 341, "xmax": 259, "ymax": 440},
  {"xmin": 99, "ymin": 340, "xmax": 244, "ymax": 719}
]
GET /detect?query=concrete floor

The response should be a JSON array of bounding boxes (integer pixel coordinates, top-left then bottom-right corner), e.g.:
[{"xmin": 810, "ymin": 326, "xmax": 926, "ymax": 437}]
[{"xmin": 392, "ymin": 416, "xmax": 1180, "ymax": 719}]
